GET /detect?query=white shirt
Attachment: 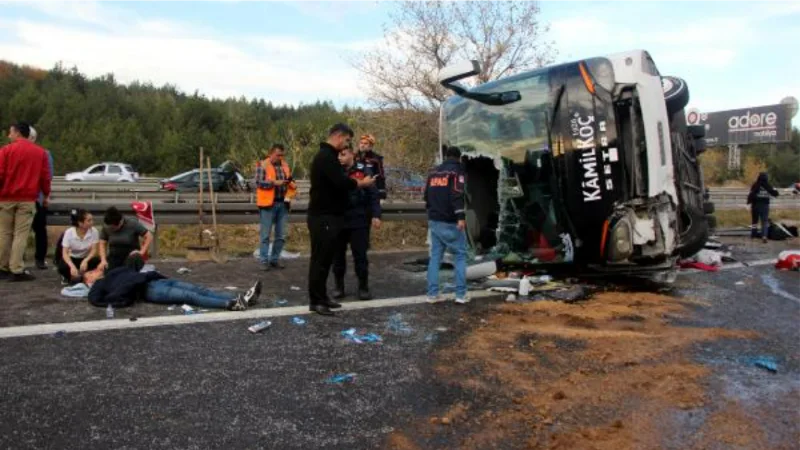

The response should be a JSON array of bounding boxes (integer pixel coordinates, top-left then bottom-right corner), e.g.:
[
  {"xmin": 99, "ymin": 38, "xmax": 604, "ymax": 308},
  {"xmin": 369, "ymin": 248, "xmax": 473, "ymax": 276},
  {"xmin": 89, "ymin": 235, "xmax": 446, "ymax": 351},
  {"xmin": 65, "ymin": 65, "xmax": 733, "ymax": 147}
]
[{"xmin": 63, "ymin": 227, "xmax": 99, "ymax": 259}]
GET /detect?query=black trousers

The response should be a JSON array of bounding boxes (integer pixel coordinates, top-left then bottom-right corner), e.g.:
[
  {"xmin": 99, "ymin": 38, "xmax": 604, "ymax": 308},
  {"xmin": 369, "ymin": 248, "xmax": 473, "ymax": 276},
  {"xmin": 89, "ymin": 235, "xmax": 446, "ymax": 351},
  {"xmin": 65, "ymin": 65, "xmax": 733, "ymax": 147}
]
[
  {"xmin": 333, "ymin": 227, "xmax": 369, "ymax": 285},
  {"xmin": 32, "ymin": 203, "xmax": 48, "ymax": 263},
  {"xmin": 58, "ymin": 256, "xmax": 101, "ymax": 283},
  {"xmin": 307, "ymin": 214, "xmax": 344, "ymax": 306}
]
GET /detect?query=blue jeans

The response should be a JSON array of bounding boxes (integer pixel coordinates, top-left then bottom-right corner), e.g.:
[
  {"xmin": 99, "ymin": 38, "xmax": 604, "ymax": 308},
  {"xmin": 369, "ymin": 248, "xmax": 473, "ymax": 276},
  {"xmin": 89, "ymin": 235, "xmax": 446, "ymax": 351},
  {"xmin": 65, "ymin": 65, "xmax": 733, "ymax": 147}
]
[
  {"xmin": 145, "ymin": 279, "xmax": 234, "ymax": 309},
  {"xmin": 427, "ymin": 220, "xmax": 467, "ymax": 299},
  {"xmin": 259, "ymin": 202, "xmax": 288, "ymax": 264}
]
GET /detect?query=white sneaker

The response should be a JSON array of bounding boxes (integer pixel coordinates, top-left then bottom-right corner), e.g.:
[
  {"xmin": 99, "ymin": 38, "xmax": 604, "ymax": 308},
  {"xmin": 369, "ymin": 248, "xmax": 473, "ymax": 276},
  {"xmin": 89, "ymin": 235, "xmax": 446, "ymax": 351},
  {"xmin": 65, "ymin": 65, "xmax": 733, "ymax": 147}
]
[
  {"xmin": 454, "ymin": 297, "xmax": 470, "ymax": 305},
  {"xmin": 427, "ymin": 295, "xmax": 445, "ymax": 304}
]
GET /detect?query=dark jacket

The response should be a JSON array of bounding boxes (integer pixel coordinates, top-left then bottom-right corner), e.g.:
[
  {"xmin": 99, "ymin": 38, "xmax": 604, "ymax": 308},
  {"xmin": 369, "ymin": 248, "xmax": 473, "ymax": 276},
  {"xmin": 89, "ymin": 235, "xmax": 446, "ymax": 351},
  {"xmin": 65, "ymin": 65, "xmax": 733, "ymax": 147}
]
[
  {"xmin": 308, "ymin": 142, "xmax": 358, "ymax": 216},
  {"xmin": 88, "ymin": 267, "xmax": 165, "ymax": 308},
  {"xmin": 344, "ymin": 162, "xmax": 381, "ymax": 228},
  {"xmin": 424, "ymin": 159, "xmax": 466, "ymax": 224},
  {"xmin": 747, "ymin": 172, "xmax": 779, "ymax": 206},
  {"xmin": 358, "ymin": 150, "xmax": 386, "ymax": 200}
]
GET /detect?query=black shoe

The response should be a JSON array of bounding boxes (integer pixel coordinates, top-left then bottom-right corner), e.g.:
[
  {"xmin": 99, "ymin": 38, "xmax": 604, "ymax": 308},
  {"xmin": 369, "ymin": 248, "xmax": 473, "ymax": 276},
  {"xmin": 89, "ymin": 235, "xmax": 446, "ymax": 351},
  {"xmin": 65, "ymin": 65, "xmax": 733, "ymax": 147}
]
[
  {"xmin": 0, "ymin": 270, "xmax": 10, "ymax": 280},
  {"xmin": 324, "ymin": 299, "xmax": 342, "ymax": 309},
  {"xmin": 35, "ymin": 260, "xmax": 48, "ymax": 270},
  {"xmin": 310, "ymin": 304, "xmax": 334, "ymax": 316},
  {"xmin": 269, "ymin": 261, "xmax": 285, "ymax": 270},
  {"xmin": 10, "ymin": 270, "xmax": 35, "ymax": 282},
  {"xmin": 243, "ymin": 280, "xmax": 262, "ymax": 306},
  {"xmin": 358, "ymin": 288, "xmax": 373, "ymax": 301},
  {"xmin": 332, "ymin": 279, "xmax": 345, "ymax": 299}
]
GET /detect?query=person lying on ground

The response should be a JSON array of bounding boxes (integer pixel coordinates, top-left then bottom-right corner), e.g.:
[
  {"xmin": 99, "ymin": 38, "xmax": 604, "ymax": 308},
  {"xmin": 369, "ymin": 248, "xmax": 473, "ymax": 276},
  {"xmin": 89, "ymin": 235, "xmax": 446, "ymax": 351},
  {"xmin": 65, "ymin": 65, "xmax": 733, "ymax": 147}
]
[
  {"xmin": 57, "ymin": 208, "xmax": 101, "ymax": 285},
  {"xmin": 98, "ymin": 206, "xmax": 153, "ymax": 272},
  {"xmin": 87, "ymin": 264, "xmax": 262, "ymax": 311}
]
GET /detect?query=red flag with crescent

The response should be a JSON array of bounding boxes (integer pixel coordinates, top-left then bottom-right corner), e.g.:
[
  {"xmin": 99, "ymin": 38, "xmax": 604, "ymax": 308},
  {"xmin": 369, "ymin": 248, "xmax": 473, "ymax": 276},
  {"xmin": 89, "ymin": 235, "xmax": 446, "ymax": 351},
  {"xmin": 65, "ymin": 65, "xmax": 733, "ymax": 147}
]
[{"xmin": 131, "ymin": 201, "xmax": 155, "ymax": 232}]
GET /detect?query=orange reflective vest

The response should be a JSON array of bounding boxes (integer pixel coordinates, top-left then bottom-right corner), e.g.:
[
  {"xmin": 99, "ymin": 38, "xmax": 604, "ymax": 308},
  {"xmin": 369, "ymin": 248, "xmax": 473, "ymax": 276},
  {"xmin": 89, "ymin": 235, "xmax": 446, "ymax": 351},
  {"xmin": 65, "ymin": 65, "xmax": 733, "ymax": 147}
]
[{"xmin": 256, "ymin": 160, "xmax": 297, "ymax": 208}]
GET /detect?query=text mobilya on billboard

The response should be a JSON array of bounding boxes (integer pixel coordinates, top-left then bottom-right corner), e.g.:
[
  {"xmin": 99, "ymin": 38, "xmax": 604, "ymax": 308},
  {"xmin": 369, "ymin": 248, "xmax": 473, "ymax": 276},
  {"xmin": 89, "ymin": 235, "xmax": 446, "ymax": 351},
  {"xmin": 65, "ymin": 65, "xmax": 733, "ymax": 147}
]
[{"xmin": 686, "ymin": 104, "xmax": 790, "ymax": 146}]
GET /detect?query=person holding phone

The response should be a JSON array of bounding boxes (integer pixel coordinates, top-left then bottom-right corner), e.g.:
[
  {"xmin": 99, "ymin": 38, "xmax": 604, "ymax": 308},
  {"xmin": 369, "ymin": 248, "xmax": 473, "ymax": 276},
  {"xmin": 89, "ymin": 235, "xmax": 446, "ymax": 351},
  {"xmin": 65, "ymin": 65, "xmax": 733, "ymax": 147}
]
[{"xmin": 255, "ymin": 144, "xmax": 297, "ymax": 270}]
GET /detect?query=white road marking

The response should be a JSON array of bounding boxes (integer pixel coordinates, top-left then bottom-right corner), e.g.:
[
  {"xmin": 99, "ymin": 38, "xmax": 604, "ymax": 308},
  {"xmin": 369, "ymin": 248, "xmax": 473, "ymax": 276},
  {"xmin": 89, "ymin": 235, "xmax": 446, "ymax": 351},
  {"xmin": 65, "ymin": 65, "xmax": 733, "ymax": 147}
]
[{"xmin": 0, "ymin": 291, "xmax": 498, "ymax": 339}]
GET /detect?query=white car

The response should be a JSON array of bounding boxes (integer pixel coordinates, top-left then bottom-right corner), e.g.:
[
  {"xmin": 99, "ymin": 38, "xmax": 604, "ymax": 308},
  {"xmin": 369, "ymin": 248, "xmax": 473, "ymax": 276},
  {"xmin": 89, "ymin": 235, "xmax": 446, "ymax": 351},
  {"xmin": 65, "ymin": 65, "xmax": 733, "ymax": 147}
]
[{"xmin": 65, "ymin": 163, "xmax": 139, "ymax": 182}]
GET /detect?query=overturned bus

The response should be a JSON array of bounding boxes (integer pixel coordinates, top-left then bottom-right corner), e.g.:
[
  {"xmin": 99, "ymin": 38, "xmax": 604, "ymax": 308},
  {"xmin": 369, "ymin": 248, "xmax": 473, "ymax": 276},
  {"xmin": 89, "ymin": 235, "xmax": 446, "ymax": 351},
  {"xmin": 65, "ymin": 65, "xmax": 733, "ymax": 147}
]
[{"xmin": 438, "ymin": 50, "xmax": 712, "ymax": 278}]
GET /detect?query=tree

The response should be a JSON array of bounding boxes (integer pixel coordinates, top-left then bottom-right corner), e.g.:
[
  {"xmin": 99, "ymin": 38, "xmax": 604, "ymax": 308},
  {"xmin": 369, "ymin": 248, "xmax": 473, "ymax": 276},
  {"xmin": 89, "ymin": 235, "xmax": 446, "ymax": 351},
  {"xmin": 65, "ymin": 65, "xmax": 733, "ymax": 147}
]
[{"xmin": 353, "ymin": 0, "xmax": 556, "ymax": 112}]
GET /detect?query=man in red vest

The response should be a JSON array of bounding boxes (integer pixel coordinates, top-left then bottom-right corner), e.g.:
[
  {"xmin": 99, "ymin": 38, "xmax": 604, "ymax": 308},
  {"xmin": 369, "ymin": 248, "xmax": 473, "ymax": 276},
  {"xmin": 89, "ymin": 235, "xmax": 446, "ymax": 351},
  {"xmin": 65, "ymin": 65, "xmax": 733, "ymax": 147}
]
[{"xmin": 255, "ymin": 144, "xmax": 296, "ymax": 270}]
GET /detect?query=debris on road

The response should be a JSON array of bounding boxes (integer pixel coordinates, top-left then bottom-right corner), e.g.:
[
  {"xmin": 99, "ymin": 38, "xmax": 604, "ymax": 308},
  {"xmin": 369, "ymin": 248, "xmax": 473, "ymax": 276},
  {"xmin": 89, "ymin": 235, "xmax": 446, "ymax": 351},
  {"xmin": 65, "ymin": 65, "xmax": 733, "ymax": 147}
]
[
  {"xmin": 326, "ymin": 373, "xmax": 356, "ymax": 384},
  {"xmin": 60, "ymin": 283, "xmax": 90, "ymax": 299},
  {"xmin": 105, "ymin": 305, "xmax": 114, "ymax": 319},
  {"xmin": 751, "ymin": 356, "xmax": 779, "ymax": 373},
  {"xmin": 466, "ymin": 260, "xmax": 498, "ymax": 280},
  {"xmin": 181, "ymin": 304, "xmax": 195, "ymax": 315},
  {"xmin": 543, "ymin": 285, "xmax": 589, "ymax": 303},
  {"xmin": 167, "ymin": 305, "xmax": 176, "ymax": 311},
  {"xmin": 735, "ymin": 281, "xmax": 745, "ymax": 286},
  {"xmin": 775, "ymin": 250, "xmax": 800, "ymax": 271},
  {"xmin": 506, "ymin": 294, "xmax": 517, "ymax": 302},
  {"xmin": 292, "ymin": 317, "xmax": 307, "ymax": 325},
  {"xmin": 341, "ymin": 328, "xmax": 382, "ymax": 344},
  {"xmin": 176, "ymin": 267, "xmax": 192, "ymax": 274},
  {"xmin": 53, "ymin": 330, "xmax": 66, "ymax": 338},
  {"xmin": 224, "ymin": 286, "xmax": 238, "ymax": 291},
  {"xmin": 248, "ymin": 320, "xmax": 272, "ymax": 333},
  {"xmin": 386, "ymin": 313, "xmax": 414, "ymax": 336},
  {"xmin": 290, "ymin": 286, "xmax": 301, "ymax": 291},
  {"xmin": 275, "ymin": 298, "xmax": 289, "ymax": 306}
]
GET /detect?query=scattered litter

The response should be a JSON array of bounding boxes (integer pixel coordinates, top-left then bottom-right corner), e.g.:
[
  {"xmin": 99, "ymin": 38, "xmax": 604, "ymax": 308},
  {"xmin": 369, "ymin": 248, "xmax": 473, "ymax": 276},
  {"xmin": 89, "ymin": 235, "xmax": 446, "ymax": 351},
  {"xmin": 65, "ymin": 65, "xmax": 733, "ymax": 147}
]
[
  {"xmin": 485, "ymin": 279, "xmax": 525, "ymax": 289},
  {"xmin": 53, "ymin": 330, "xmax": 66, "ymax": 338},
  {"xmin": 679, "ymin": 261, "xmax": 719, "ymax": 272},
  {"xmin": 176, "ymin": 267, "xmax": 192, "ymax": 274},
  {"xmin": 290, "ymin": 286, "xmax": 301, "ymax": 291},
  {"xmin": 224, "ymin": 286, "xmax": 238, "ymax": 291},
  {"xmin": 529, "ymin": 275, "xmax": 553, "ymax": 284},
  {"xmin": 341, "ymin": 328, "xmax": 382, "ymax": 344},
  {"xmin": 545, "ymin": 285, "xmax": 588, "ymax": 303},
  {"xmin": 681, "ymin": 249, "xmax": 723, "ymax": 270},
  {"xmin": 181, "ymin": 304, "xmax": 195, "ymax": 315},
  {"xmin": 530, "ymin": 281, "xmax": 567, "ymax": 292},
  {"xmin": 506, "ymin": 294, "xmax": 517, "ymax": 302},
  {"xmin": 465, "ymin": 260, "xmax": 497, "ymax": 280},
  {"xmin": 275, "ymin": 298, "xmax": 289, "ymax": 306},
  {"xmin": 60, "ymin": 283, "xmax": 90, "ymax": 299},
  {"xmin": 292, "ymin": 317, "xmax": 307, "ymax": 325},
  {"xmin": 776, "ymin": 250, "xmax": 800, "ymax": 271},
  {"xmin": 735, "ymin": 281, "xmax": 745, "ymax": 286},
  {"xmin": 386, "ymin": 313, "xmax": 413, "ymax": 336},
  {"xmin": 198, "ymin": 309, "xmax": 210, "ymax": 313},
  {"xmin": 140, "ymin": 264, "xmax": 156, "ymax": 273},
  {"xmin": 442, "ymin": 282, "xmax": 456, "ymax": 294},
  {"xmin": 129, "ymin": 317, "xmax": 138, "ymax": 322},
  {"xmin": 106, "ymin": 304, "xmax": 115, "ymax": 319},
  {"xmin": 424, "ymin": 333, "xmax": 437, "ymax": 342},
  {"xmin": 167, "ymin": 305, "xmax": 176, "ymax": 311},
  {"xmin": 248, "ymin": 320, "xmax": 272, "ymax": 333},
  {"xmin": 751, "ymin": 356, "xmax": 778, "ymax": 373},
  {"xmin": 435, "ymin": 327, "xmax": 449, "ymax": 332},
  {"xmin": 703, "ymin": 240, "xmax": 724, "ymax": 250},
  {"xmin": 519, "ymin": 276, "xmax": 531, "ymax": 296},
  {"xmin": 326, "ymin": 373, "xmax": 356, "ymax": 384},
  {"xmin": 488, "ymin": 287, "xmax": 518, "ymax": 293}
]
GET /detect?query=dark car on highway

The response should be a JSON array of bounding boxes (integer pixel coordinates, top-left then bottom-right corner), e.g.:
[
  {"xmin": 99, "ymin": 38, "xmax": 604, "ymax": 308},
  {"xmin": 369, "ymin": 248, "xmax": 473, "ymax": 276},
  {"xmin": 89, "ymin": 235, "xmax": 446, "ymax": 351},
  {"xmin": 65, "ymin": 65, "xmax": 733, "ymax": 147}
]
[{"xmin": 159, "ymin": 161, "xmax": 251, "ymax": 193}]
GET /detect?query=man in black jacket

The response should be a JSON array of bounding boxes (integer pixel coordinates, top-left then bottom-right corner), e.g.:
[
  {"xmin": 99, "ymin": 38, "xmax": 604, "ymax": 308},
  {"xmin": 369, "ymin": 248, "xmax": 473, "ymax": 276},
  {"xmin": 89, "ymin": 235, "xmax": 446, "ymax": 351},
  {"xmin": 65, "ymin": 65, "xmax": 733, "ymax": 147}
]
[
  {"xmin": 425, "ymin": 146, "xmax": 468, "ymax": 304},
  {"xmin": 332, "ymin": 146, "xmax": 381, "ymax": 301},
  {"xmin": 307, "ymin": 123, "xmax": 375, "ymax": 315},
  {"xmin": 747, "ymin": 172, "xmax": 780, "ymax": 243}
]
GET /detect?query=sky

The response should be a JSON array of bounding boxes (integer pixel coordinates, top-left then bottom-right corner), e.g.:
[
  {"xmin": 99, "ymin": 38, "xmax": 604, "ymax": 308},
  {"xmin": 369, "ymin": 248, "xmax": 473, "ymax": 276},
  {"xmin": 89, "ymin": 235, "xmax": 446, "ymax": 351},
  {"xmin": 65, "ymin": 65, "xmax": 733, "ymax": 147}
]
[{"xmin": 0, "ymin": 0, "xmax": 797, "ymax": 128}]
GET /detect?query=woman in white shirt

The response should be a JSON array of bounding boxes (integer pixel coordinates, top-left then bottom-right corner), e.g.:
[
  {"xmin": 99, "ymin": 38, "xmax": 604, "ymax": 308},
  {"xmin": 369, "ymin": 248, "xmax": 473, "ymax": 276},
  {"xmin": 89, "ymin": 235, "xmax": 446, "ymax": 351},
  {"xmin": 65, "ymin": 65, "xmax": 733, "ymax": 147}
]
[{"xmin": 57, "ymin": 209, "xmax": 101, "ymax": 284}]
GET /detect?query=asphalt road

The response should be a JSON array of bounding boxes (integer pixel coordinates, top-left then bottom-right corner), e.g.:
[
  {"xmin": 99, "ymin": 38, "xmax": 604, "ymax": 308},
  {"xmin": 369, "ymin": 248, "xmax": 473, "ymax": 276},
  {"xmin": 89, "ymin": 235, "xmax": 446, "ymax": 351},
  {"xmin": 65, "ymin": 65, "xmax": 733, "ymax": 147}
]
[{"xmin": 1, "ymin": 240, "xmax": 798, "ymax": 449}]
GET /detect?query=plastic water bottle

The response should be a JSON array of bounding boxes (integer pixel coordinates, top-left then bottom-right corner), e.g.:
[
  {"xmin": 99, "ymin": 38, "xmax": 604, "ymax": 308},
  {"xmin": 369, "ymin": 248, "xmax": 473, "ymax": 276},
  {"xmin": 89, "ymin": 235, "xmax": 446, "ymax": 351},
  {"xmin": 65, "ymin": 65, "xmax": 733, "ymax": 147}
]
[
  {"xmin": 106, "ymin": 304, "xmax": 115, "ymax": 319},
  {"xmin": 519, "ymin": 276, "xmax": 531, "ymax": 296}
]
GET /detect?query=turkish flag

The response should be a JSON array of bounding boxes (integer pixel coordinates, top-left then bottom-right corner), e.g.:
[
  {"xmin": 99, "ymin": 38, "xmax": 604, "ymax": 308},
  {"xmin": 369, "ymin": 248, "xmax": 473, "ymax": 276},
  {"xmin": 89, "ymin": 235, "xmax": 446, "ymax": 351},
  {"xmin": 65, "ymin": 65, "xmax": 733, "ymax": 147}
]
[{"xmin": 131, "ymin": 201, "xmax": 156, "ymax": 232}]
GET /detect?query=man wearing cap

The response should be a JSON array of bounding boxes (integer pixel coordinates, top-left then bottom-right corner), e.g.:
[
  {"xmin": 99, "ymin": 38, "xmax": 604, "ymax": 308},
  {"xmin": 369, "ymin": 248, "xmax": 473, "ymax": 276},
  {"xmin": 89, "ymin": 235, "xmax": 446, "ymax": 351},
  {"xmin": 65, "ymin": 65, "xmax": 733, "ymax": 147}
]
[
  {"xmin": 357, "ymin": 134, "xmax": 386, "ymax": 201},
  {"xmin": 29, "ymin": 126, "xmax": 54, "ymax": 270}
]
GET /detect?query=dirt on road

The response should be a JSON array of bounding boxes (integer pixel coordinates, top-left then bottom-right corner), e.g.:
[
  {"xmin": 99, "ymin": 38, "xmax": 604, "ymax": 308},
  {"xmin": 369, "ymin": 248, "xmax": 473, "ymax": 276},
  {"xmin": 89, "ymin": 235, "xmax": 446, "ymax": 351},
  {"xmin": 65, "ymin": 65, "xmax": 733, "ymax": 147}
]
[{"xmin": 386, "ymin": 290, "xmax": 798, "ymax": 449}]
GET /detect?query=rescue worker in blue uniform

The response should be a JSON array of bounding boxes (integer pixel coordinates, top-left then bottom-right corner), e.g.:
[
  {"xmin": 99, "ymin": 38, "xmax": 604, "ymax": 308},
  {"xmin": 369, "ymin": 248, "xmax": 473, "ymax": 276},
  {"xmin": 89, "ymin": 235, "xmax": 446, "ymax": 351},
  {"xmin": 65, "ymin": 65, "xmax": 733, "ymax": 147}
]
[{"xmin": 332, "ymin": 145, "xmax": 382, "ymax": 300}]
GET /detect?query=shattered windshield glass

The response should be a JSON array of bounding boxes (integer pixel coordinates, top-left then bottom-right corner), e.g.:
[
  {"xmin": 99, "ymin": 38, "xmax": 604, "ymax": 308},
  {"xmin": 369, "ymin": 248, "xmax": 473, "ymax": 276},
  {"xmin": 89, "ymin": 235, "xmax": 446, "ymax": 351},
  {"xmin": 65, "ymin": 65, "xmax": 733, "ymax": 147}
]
[{"xmin": 441, "ymin": 70, "xmax": 575, "ymax": 266}]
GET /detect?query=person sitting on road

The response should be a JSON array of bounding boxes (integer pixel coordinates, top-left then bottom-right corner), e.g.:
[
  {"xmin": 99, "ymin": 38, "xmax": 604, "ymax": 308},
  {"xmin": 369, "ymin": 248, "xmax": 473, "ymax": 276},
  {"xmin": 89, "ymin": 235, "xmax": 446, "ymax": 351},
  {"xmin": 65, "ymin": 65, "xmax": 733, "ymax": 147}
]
[
  {"xmin": 88, "ymin": 264, "xmax": 261, "ymax": 311},
  {"xmin": 57, "ymin": 208, "xmax": 101, "ymax": 285},
  {"xmin": 98, "ymin": 206, "xmax": 153, "ymax": 272}
]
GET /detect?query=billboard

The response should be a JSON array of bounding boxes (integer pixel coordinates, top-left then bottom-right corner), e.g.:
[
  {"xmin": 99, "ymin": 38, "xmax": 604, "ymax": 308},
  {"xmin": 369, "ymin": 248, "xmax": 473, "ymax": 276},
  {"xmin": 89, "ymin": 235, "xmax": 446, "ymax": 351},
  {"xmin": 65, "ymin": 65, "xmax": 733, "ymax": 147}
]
[{"xmin": 686, "ymin": 103, "xmax": 791, "ymax": 147}]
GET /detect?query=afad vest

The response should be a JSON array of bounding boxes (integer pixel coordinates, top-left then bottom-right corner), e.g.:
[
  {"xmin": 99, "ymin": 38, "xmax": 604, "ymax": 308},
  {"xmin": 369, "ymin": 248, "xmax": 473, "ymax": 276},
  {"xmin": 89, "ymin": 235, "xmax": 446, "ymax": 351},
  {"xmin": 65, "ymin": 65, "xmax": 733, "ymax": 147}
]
[{"xmin": 256, "ymin": 160, "xmax": 297, "ymax": 208}]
